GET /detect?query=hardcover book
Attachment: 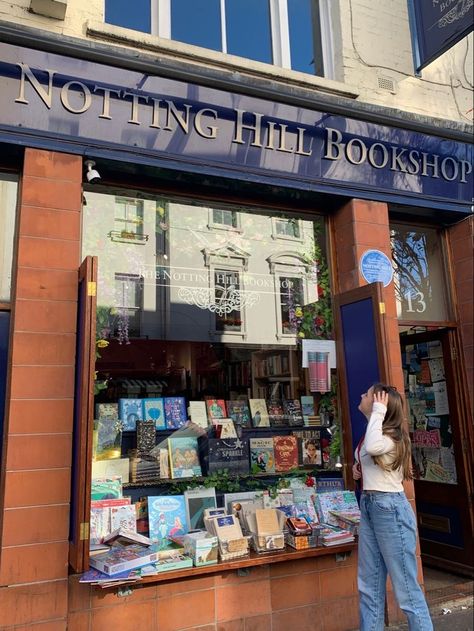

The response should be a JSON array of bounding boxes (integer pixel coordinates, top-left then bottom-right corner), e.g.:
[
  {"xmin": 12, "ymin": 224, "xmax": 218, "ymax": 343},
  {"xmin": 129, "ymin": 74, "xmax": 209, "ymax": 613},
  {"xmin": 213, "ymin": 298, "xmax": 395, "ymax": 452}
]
[
  {"xmin": 267, "ymin": 399, "xmax": 286, "ymax": 427},
  {"xmin": 148, "ymin": 495, "xmax": 188, "ymax": 545},
  {"xmin": 249, "ymin": 399, "xmax": 270, "ymax": 427},
  {"xmin": 118, "ymin": 398, "xmax": 144, "ymax": 431},
  {"xmin": 188, "ymin": 401, "xmax": 209, "ymax": 429},
  {"xmin": 94, "ymin": 416, "xmax": 122, "ymax": 461},
  {"xmin": 96, "ymin": 403, "xmax": 119, "ymax": 421},
  {"xmin": 206, "ymin": 399, "xmax": 227, "ymax": 420},
  {"xmin": 142, "ymin": 398, "xmax": 166, "ymax": 429},
  {"xmin": 300, "ymin": 396, "xmax": 315, "ymax": 420},
  {"xmin": 164, "ymin": 397, "xmax": 187, "ymax": 429},
  {"xmin": 212, "ymin": 418, "xmax": 237, "ymax": 438},
  {"xmin": 136, "ymin": 420, "xmax": 156, "ymax": 454},
  {"xmin": 168, "ymin": 436, "xmax": 202, "ymax": 478},
  {"xmin": 273, "ymin": 435, "xmax": 299, "ymax": 472},
  {"xmin": 90, "ymin": 506, "xmax": 111, "ymax": 544},
  {"xmin": 226, "ymin": 400, "xmax": 251, "ymax": 428},
  {"xmin": 249, "ymin": 437, "xmax": 275, "ymax": 474},
  {"xmin": 205, "ymin": 437, "xmax": 250, "ymax": 475},
  {"xmin": 91, "ymin": 477, "xmax": 123, "ymax": 501},
  {"xmin": 283, "ymin": 399, "xmax": 304, "ymax": 427},
  {"xmin": 294, "ymin": 430, "xmax": 322, "ymax": 466}
]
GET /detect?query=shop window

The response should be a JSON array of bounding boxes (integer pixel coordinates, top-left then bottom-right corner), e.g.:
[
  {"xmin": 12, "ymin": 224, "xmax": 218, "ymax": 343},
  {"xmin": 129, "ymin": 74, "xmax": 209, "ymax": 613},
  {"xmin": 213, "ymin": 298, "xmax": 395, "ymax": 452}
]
[
  {"xmin": 279, "ymin": 276, "xmax": 304, "ymax": 334},
  {"xmin": 0, "ymin": 174, "xmax": 18, "ymax": 304},
  {"xmin": 390, "ymin": 224, "xmax": 450, "ymax": 322},
  {"xmin": 104, "ymin": 0, "xmax": 331, "ymax": 76},
  {"xmin": 114, "ymin": 273, "xmax": 143, "ymax": 338},
  {"xmin": 214, "ymin": 269, "xmax": 242, "ymax": 332}
]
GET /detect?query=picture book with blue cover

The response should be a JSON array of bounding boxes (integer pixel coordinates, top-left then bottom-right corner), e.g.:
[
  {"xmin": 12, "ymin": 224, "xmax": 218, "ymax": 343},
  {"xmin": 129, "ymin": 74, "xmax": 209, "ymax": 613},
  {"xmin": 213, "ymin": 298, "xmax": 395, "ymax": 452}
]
[
  {"xmin": 142, "ymin": 398, "xmax": 166, "ymax": 429},
  {"xmin": 118, "ymin": 398, "xmax": 143, "ymax": 431},
  {"xmin": 148, "ymin": 495, "xmax": 188, "ymax": 546},
  {"xmin": 164, "ymin": 397, "xmax": 187, "ymax": 429}
]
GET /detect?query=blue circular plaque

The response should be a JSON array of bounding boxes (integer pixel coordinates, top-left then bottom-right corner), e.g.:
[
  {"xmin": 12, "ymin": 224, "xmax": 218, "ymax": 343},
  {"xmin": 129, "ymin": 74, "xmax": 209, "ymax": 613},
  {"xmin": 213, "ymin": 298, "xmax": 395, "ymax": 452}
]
[{"xmin": 359, "ymin": 249, "xmax": 393, "ymax": 287}]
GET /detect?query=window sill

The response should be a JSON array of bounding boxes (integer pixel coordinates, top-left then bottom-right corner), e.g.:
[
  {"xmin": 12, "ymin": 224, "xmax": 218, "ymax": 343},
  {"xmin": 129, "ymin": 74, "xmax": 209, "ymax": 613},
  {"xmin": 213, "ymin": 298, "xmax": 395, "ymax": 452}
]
[
  {"xmin": 86, "ymin": 542, "xmax": 357, "ymax": 589},
  {"xmin": 86, "ymin": 20, "xmax": 359, "ymax": 100}
]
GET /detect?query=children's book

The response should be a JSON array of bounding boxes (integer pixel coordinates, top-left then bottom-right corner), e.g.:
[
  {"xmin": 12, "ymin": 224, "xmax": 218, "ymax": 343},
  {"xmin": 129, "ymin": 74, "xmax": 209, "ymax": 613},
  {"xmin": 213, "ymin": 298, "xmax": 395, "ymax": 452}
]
[
  {"xmin": 119, "ymin": 398, "xmax": 144, "ymax": 431},
  {"xmin": 96, "ymin": 403, "xmax": 119, "ymax": 421},
  {"xmin": 148, "ymin": 495, "xmax": 188, "ymax": 545},
  {"xmin": 91, "ymin": 477, "xmax": 122, "ymax": 501},
  {"xmin": 212, "ymin": 418, "xmax": 237, "ymax": 438},
  {"xmin": 188, "ymin": 401, "xmax": 209, "ymax": 429},
  {"xmin": 90, "ymin": 506, "xmax": 111, "ymax": 544},
  {"xmin": 267, "ymin": 399, "xmax": 286, "ymax": 427},
  {"xmin": 164, "ymin": 397, "xmax": 187, "ymax": 429},
  {"xmin": 94, "ymin": 417, "xmax": 122, "ymax": 461},
  {"xmin": 316, "ymin": 491, "xmax": 358, "ymax": 524},
  {"xmin": 249, "ymin": 399, "xmax": 270, "ymax": 427},
  {"xmin": 273, "ymin": 436, "xmax": 299, "ymax": 472},
  {"xmin": 89, "ymin": 543, "xmax": 162, "ymax": 576},
  {"xmin": 110, "ymin": 504, "xmax": 137, "ymax": 533},
  {"xmin": 283, "ymin": 399, "xmax": 304, "ymax": 427},
  {"xmin": 300, "ymin": 396, "xmax": 315, "ymax": 419},
  {"xmin": 206, "ymin": 399, "xmax": 227, "ymax": 420},
  {"xmin": 249, "ymin": 437, "xmax": 275, "ymax": 474},
  {"xmin": 226, "ymin": 400, "xmax": 251, "ymax": 428},
  {"xmin": 168, "ymin": 436, "xmax": 202, "ymax": 478},
  {"xmin": 142, "ymin": 398, "xmax": 166, "ymax": 429}
]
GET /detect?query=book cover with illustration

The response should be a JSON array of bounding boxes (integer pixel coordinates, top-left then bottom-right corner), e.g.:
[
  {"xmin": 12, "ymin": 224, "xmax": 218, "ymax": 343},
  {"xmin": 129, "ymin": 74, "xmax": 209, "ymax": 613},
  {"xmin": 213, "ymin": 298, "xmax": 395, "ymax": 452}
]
[
  {"xmin": 283, "ymin": 399, "xmax": 304, "ymax": 426},
  {"xmin": 110, "ymin": 504, "xmax": 137, "ymax": 533},
  {"xmin": 188, "ymin": 401, "xmax": 209, "ymax": 429},
  {"xmin": 206, "ymin": 399, "xmax": 227, "ymax": 420},
  {"xmin": 163, "ymin": 397, "xmax": 187, "ymax": 429},
  {"xmin": 300, "ymin": 396, "xmax": 315, "ymax": 418},
  {"xmin": 148, "ymin": 495, "xmax": 188, "ymax": 545},
  {"xmin": 273, "ymin": 435, "xmax": 299, "ymax": 472},
  {"xmin": 96, "ymin": 403, "xmax": 119, "ymax": 421},
  {"xmin": 226, "ymin": 401, "xmax": 251, "ymax": 428},
  {"xmin": 267, "ymin": 399, "xmax": 286, "ymax": 427},
  {"xmin": 293, "ymin": 429, "xmax": 322, "ymax": 466},
  {"xmin": 168, "ymin": 436, "xmax": 202, "ymax": 478},
  {"xmin": 249, "ymin": 437, "xmax": 275, "ymax": 474},
  {"xmin": 249, "ymin": 399, "xmax": 270, "ymax": 427},
  {"xmin": 142, "ymin": 398, "xmax": 166, "ymax": 429},
  {"xmin": 118, "ymin": 398, "xmax": 144, "ymax": 431}
]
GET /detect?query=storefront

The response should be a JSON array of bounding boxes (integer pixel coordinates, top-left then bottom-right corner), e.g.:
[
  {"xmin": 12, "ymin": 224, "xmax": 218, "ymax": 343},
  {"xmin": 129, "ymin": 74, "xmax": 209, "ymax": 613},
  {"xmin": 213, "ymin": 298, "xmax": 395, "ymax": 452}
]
[{"xmin": 0, "ymin": 30, "xmax": 472, "ymax": 630}]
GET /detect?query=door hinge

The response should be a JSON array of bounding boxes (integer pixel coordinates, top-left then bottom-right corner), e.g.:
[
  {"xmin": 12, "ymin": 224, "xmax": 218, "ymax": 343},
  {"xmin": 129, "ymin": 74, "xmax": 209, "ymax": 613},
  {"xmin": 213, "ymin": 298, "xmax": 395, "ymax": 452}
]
[
  {"xmin": 87, "ymin": 282, "xmax": 97, "ymax": 297},
  {"xmin": 80, "ymin": 522, "xmax": 90, "ymax": 540},
  {"xmin": 450, "ymin": 345, "xmax": 457, "ymax": 361},
  {"xmin": 379, "ymin": 302, "xmax": 386, "ymax": 314}
]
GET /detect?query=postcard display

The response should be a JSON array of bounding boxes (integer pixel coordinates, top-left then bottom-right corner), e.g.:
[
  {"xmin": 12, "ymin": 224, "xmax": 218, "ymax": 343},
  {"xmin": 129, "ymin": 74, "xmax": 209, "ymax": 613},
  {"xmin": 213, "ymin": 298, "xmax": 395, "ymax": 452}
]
[
  {"xmin": 403, "ymin": 340, "xmax": 457, "ymax": 484},
  {"xmin": 87, "ymin": 350, "xmax": 347, "ymax": 584}
]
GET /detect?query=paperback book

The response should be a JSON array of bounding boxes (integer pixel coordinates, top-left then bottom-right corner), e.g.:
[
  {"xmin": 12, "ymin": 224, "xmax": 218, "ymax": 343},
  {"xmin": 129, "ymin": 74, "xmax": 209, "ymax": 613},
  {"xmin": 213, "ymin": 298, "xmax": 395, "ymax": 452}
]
[
  {"xmin": 226, "ymin": 400, "xmax": 251, "ymax": 428},
  {"xmin": 249, "ymin": 437, "xmax": 275, "ymax": 474},
  {"xmin": 164, "ymin": 397, "xmax": 187, "ymax": 429},
  {"xmin": 148, "ymin": 495, "xmax": 188, "ymax": 545},
  {"xmin": 118, "ymin": 398, "xmax": 144, "ymax": 431},
  {"xmin": 283, "ymin": 399, "xmax": 304, "ymax": 427},
  {"xmin": 110, "ymin": 504, "xmax": 137, "ymax": 533},
  {"xmin": 267, "ymin": 399, "xmax": 286, "ymax": 428},
  {"xmin": 168, "ymin": 436, "xmax": 202, "ymax": 478},
  {"xmin": 94, "ymin": 417, "xmax": 122, "ymax": 461},
  {"xmin": 136, "ymin": 420, "xmax": 156, "ymax": 454},
  {"xmin": 249, "ymin": 399, "xmax": 270, "ymax": 427},
  {"xmin": 142, "ymin": 398, "xmax": 166, "ymax": 429},
  {"xmin": 188, "ymin": 401, "xmax": 209, "ymax": 429},
  {"xmin": 95, "ymin": 403, "xmax": 119, "ymax": 421},
  {"xmin": 273, "ymin": 435, "xmax": 299, "ymax": 472},
  {"xmin": 206, "ymin": 399, "xmax": 227, "ymax": 420}
]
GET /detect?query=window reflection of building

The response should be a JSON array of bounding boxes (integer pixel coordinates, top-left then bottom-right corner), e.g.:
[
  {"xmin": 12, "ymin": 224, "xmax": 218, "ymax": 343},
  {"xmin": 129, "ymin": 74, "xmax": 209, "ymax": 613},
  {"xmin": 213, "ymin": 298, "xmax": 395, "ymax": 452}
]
[
  {"xmin": 114, "ymin": 198, "xmax": 144, "ymax": 236},
  {"xmin": 114, "ymin": 273, "xmax": 143, "ymax": 337},
  {"xmin": 279, "ymin": 277, "xmax": 304, "ymax": 334},
  {"xmin": 214, "ymin": 269, "xmax": 242, "ymax": 333}
]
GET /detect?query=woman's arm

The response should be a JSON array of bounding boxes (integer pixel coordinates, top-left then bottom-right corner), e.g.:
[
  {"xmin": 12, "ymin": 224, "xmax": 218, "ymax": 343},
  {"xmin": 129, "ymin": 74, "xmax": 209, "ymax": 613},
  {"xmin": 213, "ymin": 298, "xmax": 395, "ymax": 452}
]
[{"xmin": 364, "ymin": 392, "xmax": 395, "ymax": 456}]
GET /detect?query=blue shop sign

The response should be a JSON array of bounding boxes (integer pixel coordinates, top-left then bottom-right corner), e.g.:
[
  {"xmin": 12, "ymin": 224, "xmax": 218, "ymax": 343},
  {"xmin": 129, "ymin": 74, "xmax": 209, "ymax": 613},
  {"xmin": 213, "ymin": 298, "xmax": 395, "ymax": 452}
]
[
  {"xmin": 0, "ymin": 42, "xmax": 472, "ymax": 212},
  {"xmin": 360, "ymin": 250, "xmax": 394, "ymax": 287},
  {"xmin": 408, "ymin": 0, "xmax": 474, "ymax": 72}
]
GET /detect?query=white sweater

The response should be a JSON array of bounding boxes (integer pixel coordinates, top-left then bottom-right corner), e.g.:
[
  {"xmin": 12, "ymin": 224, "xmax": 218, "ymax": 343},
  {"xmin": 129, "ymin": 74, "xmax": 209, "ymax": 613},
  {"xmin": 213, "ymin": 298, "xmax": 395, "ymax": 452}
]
[{"xmin": 354, "ymin": 402, "xmax": 404, "ymax": 492}]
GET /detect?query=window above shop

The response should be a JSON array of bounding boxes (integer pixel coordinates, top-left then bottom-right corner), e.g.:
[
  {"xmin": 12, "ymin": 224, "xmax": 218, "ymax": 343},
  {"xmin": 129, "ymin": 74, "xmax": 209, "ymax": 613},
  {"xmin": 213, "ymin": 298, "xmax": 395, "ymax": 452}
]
[
  {"xmin": 104, "ymin": 0, "xmax": 331, "ymax": 76},
  {"xmin": 0, "ymin": 174, "xmax": 18, "ymax": 305}
]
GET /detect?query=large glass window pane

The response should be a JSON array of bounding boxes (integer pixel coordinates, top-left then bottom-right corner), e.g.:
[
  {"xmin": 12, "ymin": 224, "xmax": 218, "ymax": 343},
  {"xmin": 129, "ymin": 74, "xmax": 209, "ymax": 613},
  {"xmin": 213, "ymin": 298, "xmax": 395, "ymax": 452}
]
[
  {"xmin": 390, "ymin": 224, "xmax": 449, "ymax": 322},
  {"xmin": 288, "ymin": 0, "xmax": 316, "ymax": 74},
  {"xmin": 0, "ymin": 175, "xmax": 18, "ymax": 303},
  {"xmin": 225, "ymin": 0, "xmax": 272, "ymax": 63},
  {"xmin": 171, "ymin": 0, "xmax": 222, "ymax": 51},
  {"xmin": 105, "ymin": 0, "xmax": 151, "ymax": 33}
]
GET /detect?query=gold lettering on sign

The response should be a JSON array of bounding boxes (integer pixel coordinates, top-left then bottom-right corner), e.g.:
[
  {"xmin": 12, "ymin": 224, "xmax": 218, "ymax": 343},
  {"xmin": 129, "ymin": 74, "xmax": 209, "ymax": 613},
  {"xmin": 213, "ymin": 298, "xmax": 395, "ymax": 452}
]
[
  {"xmin": 60, "ymin": 81, "xmax": 92, "ymax": 114},
  {"xmin": 194, "ymin": 108, "xmax": 218, "ymax": 139},
  {"xmin": 123, "ymin": 92, "xmax": 149, "ymax": 125},
  {"xmin": 94, "ymin": 86, "xmax": 121, "ymax": 120},
  {"xmin": 233, "ymin": 109, "xmax": 263, "ymax": 147},
  {"xmin": 15, "ymin": 63, "xmax": 56, "ymax": 109}
]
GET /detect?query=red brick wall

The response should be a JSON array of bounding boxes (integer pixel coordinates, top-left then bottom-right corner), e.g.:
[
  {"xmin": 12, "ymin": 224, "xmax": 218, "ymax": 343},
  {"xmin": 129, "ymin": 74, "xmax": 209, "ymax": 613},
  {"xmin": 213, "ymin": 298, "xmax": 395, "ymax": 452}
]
[
  {"xmin": 332, "ymin": 198, "xmax": 417, "ymax": 623},
  {"xmin": 0, "ymin": 148, "xmax": 82, "ymax": 628},
  {"xmin": 448, "ymin": 216, "xmax": 473, "ymax": 408}
]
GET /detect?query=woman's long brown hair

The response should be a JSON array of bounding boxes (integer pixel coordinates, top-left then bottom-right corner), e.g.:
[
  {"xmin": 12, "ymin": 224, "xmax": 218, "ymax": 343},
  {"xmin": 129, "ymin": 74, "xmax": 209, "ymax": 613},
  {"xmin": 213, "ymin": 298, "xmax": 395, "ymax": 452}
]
[{"xmin": 372, "ymin": 383, "xmax": 412, "ymax": 480}]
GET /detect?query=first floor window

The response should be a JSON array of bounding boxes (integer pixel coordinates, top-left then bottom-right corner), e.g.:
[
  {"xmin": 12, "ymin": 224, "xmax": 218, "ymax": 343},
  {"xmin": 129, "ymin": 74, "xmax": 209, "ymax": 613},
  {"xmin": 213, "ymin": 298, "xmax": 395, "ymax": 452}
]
[
  {"xmin": 275, "ymin": 218, "xmax": 300, "ymax": 239},
  {"xmin": 114, "ymin": 198, "xmax": 144, "ymax": 237},
  {"xmin": 280, "ymin": 276, "xmax": 304, "ymax": 334},
  {"xmin": 114, "ymin": 273, "xmax": 143, "ymax": 338},
  {"xmin": 214, "ymin": 269, "xmax": 242, "ymax": 332},
  {"xmin": 212, "ymin": 208, "xmax": 238, "ymax": 228}
]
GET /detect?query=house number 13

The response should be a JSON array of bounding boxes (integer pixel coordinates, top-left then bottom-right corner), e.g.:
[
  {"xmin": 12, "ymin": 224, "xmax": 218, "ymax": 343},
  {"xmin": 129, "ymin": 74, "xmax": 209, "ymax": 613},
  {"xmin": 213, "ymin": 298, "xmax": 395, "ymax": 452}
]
[{"xmin": 405, "ymin": 291, "xmax": 426, "ymax": 313}]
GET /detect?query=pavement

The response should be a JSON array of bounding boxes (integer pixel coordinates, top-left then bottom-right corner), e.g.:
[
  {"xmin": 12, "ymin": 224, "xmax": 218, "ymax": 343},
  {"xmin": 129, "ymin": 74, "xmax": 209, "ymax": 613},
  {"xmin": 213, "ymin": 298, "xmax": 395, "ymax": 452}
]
[{"xmin": 386, "ymin": 595, "xmax": 473, "ymax": 630}]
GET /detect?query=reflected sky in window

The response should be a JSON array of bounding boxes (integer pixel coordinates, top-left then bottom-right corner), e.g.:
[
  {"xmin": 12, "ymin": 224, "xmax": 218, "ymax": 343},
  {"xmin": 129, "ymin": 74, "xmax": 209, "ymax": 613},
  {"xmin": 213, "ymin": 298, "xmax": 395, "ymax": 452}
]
[
  {"xmin": 105, "ymin": 0, "xmax": 151, "ymax": 34},
  {"xmin": 171, "ymin": 0, "xmax": 222, "ymax": 51},
  {"xmin": 226, "ymin": 0, "xmax": 272, "ymax": 63},
  {"xmin": 288, "ymin": 0, "xmax": 315, "ymax": 74}
]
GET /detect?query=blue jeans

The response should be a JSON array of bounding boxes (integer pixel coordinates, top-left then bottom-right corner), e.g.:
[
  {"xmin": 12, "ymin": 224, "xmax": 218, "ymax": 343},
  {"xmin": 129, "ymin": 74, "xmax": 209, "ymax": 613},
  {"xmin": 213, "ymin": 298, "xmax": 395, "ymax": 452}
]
[{"xmin": 358, "ymin": 491, "xmax": 433, "ymax": 631}]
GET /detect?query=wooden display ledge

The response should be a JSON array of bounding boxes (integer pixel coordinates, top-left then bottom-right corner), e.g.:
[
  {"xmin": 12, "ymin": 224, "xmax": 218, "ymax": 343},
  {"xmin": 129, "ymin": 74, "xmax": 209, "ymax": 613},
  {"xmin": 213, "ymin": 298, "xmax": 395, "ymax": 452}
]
[{"xmin": 95, "ymin": 542, "xmax": 357, "ymax": 588}]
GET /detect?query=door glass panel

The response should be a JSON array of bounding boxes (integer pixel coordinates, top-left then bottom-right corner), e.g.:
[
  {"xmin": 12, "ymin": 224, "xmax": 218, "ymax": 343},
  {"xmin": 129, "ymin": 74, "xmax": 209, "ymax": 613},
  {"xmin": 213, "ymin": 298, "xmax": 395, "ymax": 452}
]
[
  {"xmin": 390, "ymin": 224, "xmax": 449, "ymax": 322},
  {"xmin": 403, "ymin": 339, "xmax": 457, "ymax": 484}
]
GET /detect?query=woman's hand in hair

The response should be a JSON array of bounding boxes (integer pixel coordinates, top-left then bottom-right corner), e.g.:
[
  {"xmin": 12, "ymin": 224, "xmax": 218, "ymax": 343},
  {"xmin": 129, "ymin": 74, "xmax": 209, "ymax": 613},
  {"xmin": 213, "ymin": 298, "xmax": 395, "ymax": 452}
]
[{"xmin": 373, "ymin": 390, "xmax": 389, "ymax": 408}]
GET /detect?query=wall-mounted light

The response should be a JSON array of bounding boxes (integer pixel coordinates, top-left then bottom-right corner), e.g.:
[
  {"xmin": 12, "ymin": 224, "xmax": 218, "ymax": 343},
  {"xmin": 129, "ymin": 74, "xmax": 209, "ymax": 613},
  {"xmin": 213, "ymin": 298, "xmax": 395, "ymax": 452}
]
[{"xmin": 84, "ymin": 160, "xmax": 101, "ymax": 184}]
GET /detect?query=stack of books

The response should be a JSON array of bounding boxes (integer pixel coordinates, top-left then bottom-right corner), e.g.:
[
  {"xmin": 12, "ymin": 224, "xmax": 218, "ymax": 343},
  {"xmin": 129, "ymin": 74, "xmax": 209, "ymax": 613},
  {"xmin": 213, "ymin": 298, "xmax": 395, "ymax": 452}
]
[{"xmin": 319, "ymin": 523, "xmax": 355, "ymax": 546}]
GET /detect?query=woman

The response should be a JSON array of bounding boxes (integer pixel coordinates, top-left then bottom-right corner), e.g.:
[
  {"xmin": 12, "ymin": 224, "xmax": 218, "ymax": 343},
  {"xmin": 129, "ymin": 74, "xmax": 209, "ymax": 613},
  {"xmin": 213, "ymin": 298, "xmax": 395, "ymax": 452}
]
[{"xmin": 353, "ymin": 383, "xmax": 433, "ymax": 631}]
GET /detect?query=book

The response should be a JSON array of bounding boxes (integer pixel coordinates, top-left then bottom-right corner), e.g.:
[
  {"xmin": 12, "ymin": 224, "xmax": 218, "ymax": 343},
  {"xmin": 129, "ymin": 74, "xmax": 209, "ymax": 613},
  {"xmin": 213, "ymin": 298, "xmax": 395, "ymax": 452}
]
[
  {"xmin": 255, "ymin": 508, "xmax": 281, "ymax": 535},
  {"xmin": 168, "ymin": 436, "xmax": 202, "ymax": 478},
  {"xmin": 118, "ymin": 398, "xmax": 144, "ymax": 431},
  {"xmin": 249, "ymin": 437, "xmax": 275, "ymax": 474},
  {"xmin": 206, "ymin": 399, "xmax": 227, "ymax": 420},
  {"xmin": 142, "ymin": 398, "xmax": 166, "ymax": 429},
  {"xmin": 155, "ymin": 554, "xmax": 193, "ymax": 572},
  {"xmin": 283, "ymin": 399, "xmax": 304, "ymax": 427},
  {"xmin": 92, "ymin": 458, "xmax": 130, "ymax": 484},
  {"xmin": 110, "ymin": 505, "xmax": 137, "ymax": 533},
  {"xmin": 148, "ymin": 495, "xmax": 188, "ymax": 545},
  {"xmin": 90, "ymin": 506, "xmax": 111, "ymax": 544},
  {"xmin": 226, "ymin": 400, "xmax": 251, "ymax": 428},
  {"xmin": 91, "ymin": 477, "xmax": 122, "ymax": 501},
  {"xmin": 316, "ymin": 491, "xmax": 358, "ymax": 524},
  {"xmin": 94, "ymin": 416, "xmax": 122, "ymax": 461},
  {"xmin": 249, "ymin": 399, "xmax": 270, "ymax": 427},
  {"xmin": 300, "ymin": 396, "xmax": 315, "ymax": 419},
  {"xmin": 184, "ymin": 487, "xmax": 217, "ymax": 531},
  {"xmin": 95, "ymin": 403, "xmax": 119, "ymax": 421},
  {"xmin": 295, "ymin": 430, "xmax": 322, "ymax": 466},
  {"xmin": 203, "ymin": 437, "xmax": 250, "ymax": 475},
  {"xmin": 164, "ymin": 397, "xmax": 187, "ymax": 429},
  {"xmin": 89, "ymin": 542, "xmax": 162, "ymax": 576},
  {"xmin": 188, "ymin": 401, "xmax": 209, "ymax": 429},
  {"xmin": 103, "ymin": 528, "xmax": 152, "ymax": 546},
  {"xmin": 212, "ymin": 418, "xmax": 237, "ymax": 438},
  {"xmin": 273, "ymin": 436, "xmax": 299, "ymax": 472},
  {"xmin": 267, "ymin": 399, "xmax": 286, "ymax": 427},
  {"xmin": 91, "ymin": 497, "xmax": 131, "ymax": 509},
  {"xmin": 213, "ymin": 514, "xmax": 242, "ymax": 542},
  {"xmin": 136, "ymin": 420, "xmax": 156, "ymax": 454}
]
